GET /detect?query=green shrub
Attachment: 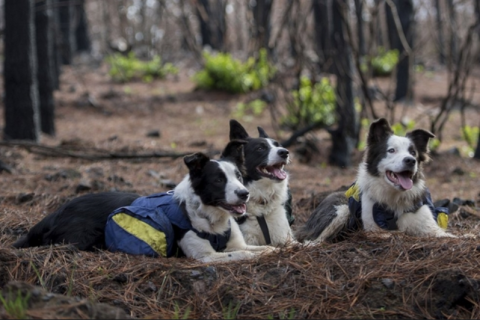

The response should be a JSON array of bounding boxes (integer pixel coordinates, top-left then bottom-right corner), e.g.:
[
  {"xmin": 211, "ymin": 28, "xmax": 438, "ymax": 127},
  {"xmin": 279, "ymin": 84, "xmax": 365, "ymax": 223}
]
[
  {"xmin": 281, "ymin": 77, "xmax": 336, "ymax": 130},
  {"xmin": 193, "ymin": 49, "xmax": 276, "ymax": 94},
  {"xmin": 361, "ymin": 47, "xmax": 399, "ymax": 77},
  {"xmin": 233, "ymin": 99, "xmax": 267, "ymax": 119},
  {"xmin": 462, "ymin": 125, "xmax": 479, "ymax": 157},
  {"xmin": 105, "ymin": 52, "xmax": 178, "ymax": 83}
]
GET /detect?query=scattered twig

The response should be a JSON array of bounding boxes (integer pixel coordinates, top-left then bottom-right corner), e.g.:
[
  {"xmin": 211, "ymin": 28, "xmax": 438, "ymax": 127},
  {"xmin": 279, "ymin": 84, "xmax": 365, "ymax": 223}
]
[{"xmin": 0, "ymin": 140, "xmax": 199, "ymax": 161}]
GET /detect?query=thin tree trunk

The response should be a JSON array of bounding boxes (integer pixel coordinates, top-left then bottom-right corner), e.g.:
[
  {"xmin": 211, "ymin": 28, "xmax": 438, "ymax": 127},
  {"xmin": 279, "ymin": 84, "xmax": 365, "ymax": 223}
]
[
  {"xmin": 434, "ymin": 0, "xmax": 446, "ymax": 65},
  {"xmin": 354, "ymin": 0, "xmax": 366, "ymax": 56},
  {"xmin": 59, "ymin": 0, "xmax": 76, "ymax": 65},
  {"xmin": 75, "ymin": 0, "xmax": 91, "ymax": 53},
  {"xmin": 4, "ymin": 0, "xmax": 40, "ymax": 141},
  {"xmin": 51, "ymin": 0, "xmax": 61, "ymax": 89},
  {"xmin": 474, "ymin": 127, "xmax": 480, "ymax": 160},
  {"xmin": 446, "ymin": 0, "xmax": 458, "ymax": 67},
  {"xmin": 35, "ymin": 0, "xmax": 56, "ymax": 136},
  {"xmin": 312, "ymin": 0, "xmax": 332, "ymax": 72},
  {"xmin": 386, "ymin": 0, "xmax": 414, "ymax": 102},
  {"xmin": 329, "ymin": 0, "xmax": 358, "ymax": 168},
  {"xmin": 249, "ymin": 0, "xmax": 273, "ymax": 54}
]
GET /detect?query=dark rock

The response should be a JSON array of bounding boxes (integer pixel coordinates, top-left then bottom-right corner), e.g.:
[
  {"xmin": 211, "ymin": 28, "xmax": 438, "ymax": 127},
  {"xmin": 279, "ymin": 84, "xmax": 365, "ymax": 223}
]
[
  {"xmin": 146, "ymin": 130, "xmax": 161, "ymax": 138},
  {"xmin": 113, "ymin": 274, "xmax": 128, "ymax": 283},
  {"xmin": 16, "ymin": 193, "xmax": 35, "ymax": 204},
  {"xmin": 452, "ymin": 167, "xmax": 465, "ymax": 175},
  {"xmin": 75, "ymin": 181, "xmax": 92, "ymax": 193}
]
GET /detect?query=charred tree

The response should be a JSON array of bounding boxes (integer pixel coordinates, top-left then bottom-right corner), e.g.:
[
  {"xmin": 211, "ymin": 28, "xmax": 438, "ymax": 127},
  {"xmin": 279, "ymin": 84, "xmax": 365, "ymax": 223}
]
[
  {"xmin": 386, "ymin": 0, "xmax": 414, "ymax": 102},
  {"xmin": 59, "ymin": 0, "xmax": 76, "ymax": 65},
  {"xmin": 328, "ymin": 0, "xmax": 358, "ymax": 168},
  {"xmin": 354, "ymin": 0, "xmax": 366, "ymax": 56},
  {"xmin": 3, "ymin": 0, "xmax": 40, "ymax": 141},
  {"xmin": 446, "ymin": 0, "xmax": 458, "ymax": 66},
  {"xmin": 35, "ymin": 0, "xmax": 56, "ymax": 135},
  {"xmin": 434, "ymin": 0, "xmax": 446, "ymax": 65},
  {"xmin": 249, "ymin": 0, "xmax": 273, "ymax": 54},
  {"xmin": 312, "ymin": 0, "xmax": 333, "ymax": 72},
  {"xmin": 196, "ymin": 0, "xmax": 226, "ymax": 51},
  {"xmin": 75, "ymin": 0, "xmax": 91, "ymax": 53},
  {"xmin": 50, "ymin": 0, "xmax": 62, "ymax": 89}
]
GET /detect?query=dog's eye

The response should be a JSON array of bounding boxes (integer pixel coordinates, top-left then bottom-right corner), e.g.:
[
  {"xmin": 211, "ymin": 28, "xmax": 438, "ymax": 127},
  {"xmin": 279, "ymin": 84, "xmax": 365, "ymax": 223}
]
[
  {"xmin": 388, "ymin": 148, "xmax": 395, "ymax": 153},
  {"xmin": 215, "ymin": 178, "xmax": 225, "ymax": 184},
  {"xmin": 410, "ymin": 150, "xmax": 416, "ymax": 156},
  {"xmin": 236, "ymin": 171, "xmax": 243, "ymax": 180},
  {"xmin": 257, "ymin": 146, "xmax": 264, "ymax": 151}
]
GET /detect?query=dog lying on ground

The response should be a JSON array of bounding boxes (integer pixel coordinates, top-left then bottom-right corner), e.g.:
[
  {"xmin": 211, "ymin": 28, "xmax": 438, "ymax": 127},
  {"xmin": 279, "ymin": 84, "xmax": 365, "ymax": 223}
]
[
  {"xmin": 295, "ymin": 118, "xmax": 456, "ymax": 243},
  {"xmin": 13, "ymin": 140, "xmax": 275, "ymax": 263},
  {"xmin": 229, "ymin": 119, "xmax": 296, "ymax": 246}
]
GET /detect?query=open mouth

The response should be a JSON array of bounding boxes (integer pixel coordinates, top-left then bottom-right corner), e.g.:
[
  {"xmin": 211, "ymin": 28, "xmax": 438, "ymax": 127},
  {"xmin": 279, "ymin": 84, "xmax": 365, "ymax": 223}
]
[
  {"xmin": 386, "ymin": 170, "xmax": 414, "ymax": 190},
  {"xmin": 257, "ymin": 162, "xmax": 288, "ymax": 181},
  {"xmin": 219, "ymin": 203, "xmax": 247, "ymax": 215}
]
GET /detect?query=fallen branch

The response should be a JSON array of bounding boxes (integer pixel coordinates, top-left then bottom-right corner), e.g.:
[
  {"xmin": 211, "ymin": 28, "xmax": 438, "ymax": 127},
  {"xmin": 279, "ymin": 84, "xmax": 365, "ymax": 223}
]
[{"xmin": 0, "ymin": 140, "xmax": 199, "ymax": 161}]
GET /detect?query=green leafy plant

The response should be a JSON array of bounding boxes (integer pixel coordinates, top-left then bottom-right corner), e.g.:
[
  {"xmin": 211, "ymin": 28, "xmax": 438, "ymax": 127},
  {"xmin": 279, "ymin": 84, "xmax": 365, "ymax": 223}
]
[
  {"xmin": 193, "ymin": 49, "xmax": 276, "ymax": 94},
  {"xmin": 361, "ymin": 47, "xmax": 399, "ymax": 77},
  {"xmin": 233, "ymin": 99, "xmax": 267, "ymax": 119},
  {"xmin": 281, "ymin": 77, "xmax": 336, "ymax": 131},
  {"xmin": 461, "ymin": 125, "xmax": 479, "ymax": 157},
  {"xmin": 105, "ymin": 52, "xmax": 178, "ymax": 83},
  {"xmin": 391, "ymin": 119, "xmax": 416, "ymax": 136},
  {"xmin": 0, "ymin": 289, "xmax": 30, "ymax": 319}
]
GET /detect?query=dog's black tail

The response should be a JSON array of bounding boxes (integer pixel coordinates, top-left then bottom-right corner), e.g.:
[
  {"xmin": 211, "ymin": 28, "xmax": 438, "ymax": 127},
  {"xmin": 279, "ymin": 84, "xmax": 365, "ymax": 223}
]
[{"xmin": 13, "ymin": 192, "xmax": 140, "ymax": 251}]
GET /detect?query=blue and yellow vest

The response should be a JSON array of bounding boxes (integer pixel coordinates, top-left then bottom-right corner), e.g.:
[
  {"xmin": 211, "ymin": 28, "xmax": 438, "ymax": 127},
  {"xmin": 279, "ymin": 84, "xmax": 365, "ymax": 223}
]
[
  {"xmin": 344, "ymin": 183, "xmax": 449, "ymax": 231},
  {"xmin": 105, "ymin": 192, "xmax": 231, "ymax": 258}
]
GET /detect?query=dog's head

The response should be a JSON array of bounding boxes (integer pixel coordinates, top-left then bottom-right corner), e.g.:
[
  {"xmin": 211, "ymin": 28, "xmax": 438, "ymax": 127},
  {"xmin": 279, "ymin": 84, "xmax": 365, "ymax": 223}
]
[
  {"xmin": 229, "ymin": 119, "xmax": 290, "ymax": 185},
  {"xmin": 365, "ymin": 118, "xmax": 434, "ymax": 191},
  {"xmin": 183, "ymin": 140, "xmax": 250, "ymax": 216}
]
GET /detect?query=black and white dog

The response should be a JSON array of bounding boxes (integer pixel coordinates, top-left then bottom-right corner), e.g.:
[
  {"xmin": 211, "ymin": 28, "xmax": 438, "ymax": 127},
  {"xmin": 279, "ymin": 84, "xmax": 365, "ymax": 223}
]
[
  {"xmin": 295, "ymin": 118, "xmax": 456, "ymax": 243},
  {"xmin": 14, "ymin": 141, "xmax": 274, "ymax": 263},
  {"xmin": 229, "ymin": 120, "xmax": 296, "ymax": 246}
]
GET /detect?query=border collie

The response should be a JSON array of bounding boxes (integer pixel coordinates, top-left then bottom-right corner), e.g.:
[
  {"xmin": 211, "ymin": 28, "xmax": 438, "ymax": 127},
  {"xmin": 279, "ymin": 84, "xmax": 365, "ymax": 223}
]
[
  {"xmin": 13, "ymin": 140, "xmax": 274, "ymax": 263},
  {"xmin": 295, "ymin": 118, "xmax": 456, "ymax": 242},
  {"xmin": 229, "ymin": 119, "xmax": 296, "ymax": 246}
]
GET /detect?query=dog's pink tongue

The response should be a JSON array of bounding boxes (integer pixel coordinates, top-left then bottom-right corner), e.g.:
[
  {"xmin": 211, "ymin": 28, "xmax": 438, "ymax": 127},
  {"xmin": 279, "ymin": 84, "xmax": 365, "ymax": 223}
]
[
  {"xmin": 397, "ymin": 173, "xmax": 413, "ymax": 190},
  {"xmin": 232, "ymin": 204, "xmax": 246, "ymax": 214},
  {"xmin": 271, "ymin": 168, "xmax": 287, "ymax": 180}
]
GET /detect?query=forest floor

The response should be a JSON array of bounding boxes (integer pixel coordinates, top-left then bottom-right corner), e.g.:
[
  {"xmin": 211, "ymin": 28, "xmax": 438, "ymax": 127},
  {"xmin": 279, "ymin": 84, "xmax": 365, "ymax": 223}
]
[{"xmin": 0, "ymin": 58, "xmax": 480, "ymax": 319}]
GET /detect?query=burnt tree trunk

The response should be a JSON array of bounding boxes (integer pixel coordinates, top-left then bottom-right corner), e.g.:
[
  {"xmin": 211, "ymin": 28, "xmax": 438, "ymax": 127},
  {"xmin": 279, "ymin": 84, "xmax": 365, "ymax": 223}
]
[
  {"xmin": 4, "ymin": 0, "xmax": 40, "ymax": 141},
  {"xmin": 59, "ymin": 0, "xmax": 76, "ymax": 65},
  {"xmin": 75, "ymin": 0, "xmax": 91, "ymax": 53},
  {"xmin": 249, "ymin": 0, "xmax": 273, "ymax": 54},
  {"xmin": 386, "ymin": 0, "xmax": 414, "ymax": 102},
  {"xmin": 196, "ymin": 0, "xmax": 226, "ymax": 51},
  {"xmin": 446, "ymin": 0, "xmax": 458, "ymax": 66},
  {"xmin": 354, "ymin": 0, "xmax": 366, "ymax": 56},
  {"xmin": 312, "ymin": 0, "xmax": 332, "ymax": 72},
  {"xmin": 50, "ymin": 0, "xmax": 62, "ymax": 89},
  {"xmin": 328, "ymin": 0, "xmax": 358, "ymax": 168},
  {"xmin": 434, "ymin": 0, "xmax": 446, "ymax": 65},
  {"xmin": 35, "ymin": 0, "xmax": 56, "ymax": 135}
]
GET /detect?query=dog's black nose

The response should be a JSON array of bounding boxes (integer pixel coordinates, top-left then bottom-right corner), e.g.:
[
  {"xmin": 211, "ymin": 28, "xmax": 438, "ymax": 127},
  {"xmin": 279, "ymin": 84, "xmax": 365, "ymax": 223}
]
[
  {"xmin": 278, "ymin": 149, "xmax": 289, "ymax": 159},
  {"xmin": 235, "ymin": 189, "xmax": 250, "ymax": 201},
  {"xmin": 403, "ymin": 157, "xmax": 416, "ymax": 167}
]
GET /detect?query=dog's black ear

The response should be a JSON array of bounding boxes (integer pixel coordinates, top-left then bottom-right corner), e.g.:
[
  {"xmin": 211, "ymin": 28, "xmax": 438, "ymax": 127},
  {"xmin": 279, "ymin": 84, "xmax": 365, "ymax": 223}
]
[
  {"xmin": 229, "ymin": 119, "xmax": 249, "ymax": 140},
  {"xmin": 406, "ymin": 129, "xmax": 435, "ymax": 161},
  {"xmin": 184, "ymin": 152, "xmax": 210, "ymax": 175},
  {"xmin": 367, "ymin": 118, "xmax": 394, "ymax": 146},
  {"xmin": 220, "ymin": 140, "xmax": 247, "ymax": 175},
  {"xmin": 257, "ymin": 126, "xmax": 269, "ymax": 138}
]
